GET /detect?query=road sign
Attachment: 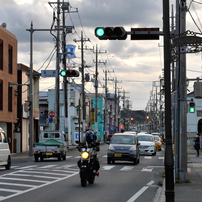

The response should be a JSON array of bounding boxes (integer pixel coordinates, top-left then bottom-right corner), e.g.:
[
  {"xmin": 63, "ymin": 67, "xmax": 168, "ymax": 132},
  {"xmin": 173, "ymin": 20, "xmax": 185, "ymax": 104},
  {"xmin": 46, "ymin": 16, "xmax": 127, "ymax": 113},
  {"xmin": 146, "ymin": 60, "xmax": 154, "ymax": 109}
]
[
  {"xmin": 47, "ymin": 118, "xmax": 57, "ymax": 124},
  {"xmin": 131, "ymin": 28, "xmax": 159, "ymax": 40},
  {"xmin": 48, "ymin": 110, "xmax": 55, "ymax": 118},
  {"xmin": 41, "ymin": 70, "xmax": 57, "ymax": 77},
  {"xmin": 66, "ymin": 44, "xmax": 76, "ymax": 59}
]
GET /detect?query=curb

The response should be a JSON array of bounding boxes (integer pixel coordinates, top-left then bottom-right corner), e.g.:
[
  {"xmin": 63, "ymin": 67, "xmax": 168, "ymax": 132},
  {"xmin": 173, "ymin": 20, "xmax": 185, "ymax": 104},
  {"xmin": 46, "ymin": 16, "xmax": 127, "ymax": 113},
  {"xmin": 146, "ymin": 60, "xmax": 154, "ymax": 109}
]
[{"xmin": 153, "ymin": 179, "xmax": 165, "ymax": 202}]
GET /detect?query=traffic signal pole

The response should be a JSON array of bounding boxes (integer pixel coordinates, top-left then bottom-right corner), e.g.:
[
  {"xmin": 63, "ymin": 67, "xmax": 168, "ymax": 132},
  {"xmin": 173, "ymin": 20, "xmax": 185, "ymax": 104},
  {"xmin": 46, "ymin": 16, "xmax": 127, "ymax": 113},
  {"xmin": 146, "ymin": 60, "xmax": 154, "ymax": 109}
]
[{"xmin": 163, "ymin": 0, "xmax": 174, "ymax": 201}]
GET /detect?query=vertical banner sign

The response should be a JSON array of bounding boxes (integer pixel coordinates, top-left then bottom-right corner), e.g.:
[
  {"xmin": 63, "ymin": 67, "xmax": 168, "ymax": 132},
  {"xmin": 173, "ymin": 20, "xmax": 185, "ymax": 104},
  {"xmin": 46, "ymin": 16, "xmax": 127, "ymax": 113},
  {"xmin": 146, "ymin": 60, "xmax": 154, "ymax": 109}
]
[
  {"xmin": 91, "ymin": 108, "xmax": 95, "ymax": 124},
  {"xmin": 66, "ymin": 44, "xmax": 76, "ymax": 59}
]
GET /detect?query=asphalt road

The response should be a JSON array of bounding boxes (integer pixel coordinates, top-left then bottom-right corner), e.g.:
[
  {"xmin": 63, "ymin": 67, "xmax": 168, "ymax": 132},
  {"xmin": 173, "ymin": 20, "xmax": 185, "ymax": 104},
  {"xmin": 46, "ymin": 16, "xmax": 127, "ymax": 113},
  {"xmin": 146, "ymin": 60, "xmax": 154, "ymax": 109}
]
[{"xmin": 0, "ymin": 144, "xmax": 165, "ymax": 202}]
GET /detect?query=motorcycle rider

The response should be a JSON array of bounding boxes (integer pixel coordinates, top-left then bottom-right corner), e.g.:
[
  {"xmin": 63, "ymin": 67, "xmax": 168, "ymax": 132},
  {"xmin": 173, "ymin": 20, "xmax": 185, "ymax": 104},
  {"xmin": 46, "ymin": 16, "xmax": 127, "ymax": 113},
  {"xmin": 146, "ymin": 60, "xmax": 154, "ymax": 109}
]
[{"xmin": 77, "ymin": 130, "xmax": 100, "ymax": 174}]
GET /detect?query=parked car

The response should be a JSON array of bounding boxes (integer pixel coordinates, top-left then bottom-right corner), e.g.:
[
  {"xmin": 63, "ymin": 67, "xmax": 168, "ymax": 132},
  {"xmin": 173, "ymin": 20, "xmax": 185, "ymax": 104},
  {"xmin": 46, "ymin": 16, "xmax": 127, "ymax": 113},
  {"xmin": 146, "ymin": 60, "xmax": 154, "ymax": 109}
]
[
  {"xmin": 137, "ymin": 133, "xmax": 156, "ymax": 155},
  {"xmin": 0, "ymin": 127, "xmax": 11, "ymax": 170},
  {"xmin": 153, "ymin": 135, "xmax": 162, "ymax": 151},
  {"xmin": 107, "ymin": 133, "xmax": 140, "ymax": 165}
]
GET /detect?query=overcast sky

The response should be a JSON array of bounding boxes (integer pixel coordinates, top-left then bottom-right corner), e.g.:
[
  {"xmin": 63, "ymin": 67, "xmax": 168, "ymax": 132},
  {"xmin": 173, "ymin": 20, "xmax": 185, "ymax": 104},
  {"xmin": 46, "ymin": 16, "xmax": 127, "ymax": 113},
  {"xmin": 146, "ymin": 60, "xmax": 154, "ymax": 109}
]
[{"xmin": 1, "ymin": 0, "xmax": 202, "ymax": 111}]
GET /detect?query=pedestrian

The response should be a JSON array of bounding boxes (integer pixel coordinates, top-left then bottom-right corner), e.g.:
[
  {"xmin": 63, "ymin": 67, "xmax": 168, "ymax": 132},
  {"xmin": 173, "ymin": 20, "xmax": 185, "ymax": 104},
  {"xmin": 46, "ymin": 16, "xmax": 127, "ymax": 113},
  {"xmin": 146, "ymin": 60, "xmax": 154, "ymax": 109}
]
[{"xmin": 194, "ymin": 134, "xmax": 200, "ymax": 157}]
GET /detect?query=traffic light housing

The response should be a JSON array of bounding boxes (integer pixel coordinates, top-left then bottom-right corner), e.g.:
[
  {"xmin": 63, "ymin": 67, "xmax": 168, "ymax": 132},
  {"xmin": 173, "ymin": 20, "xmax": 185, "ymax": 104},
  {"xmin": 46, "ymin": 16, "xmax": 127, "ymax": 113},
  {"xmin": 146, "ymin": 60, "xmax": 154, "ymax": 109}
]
[
  {"xmin": 60, "ymin": 69, "xmax": 80, "ymax": 77},
  {"xmin": 189, "ymin": 101, "xmax": 195, "ymax": 113},
  {"xmin": 24, "ymin": 102, "xmax": 30, "ymax": 112},
  {"xmin": 95, "ymin": 27, "xmax": 127, "ymax": 40}
]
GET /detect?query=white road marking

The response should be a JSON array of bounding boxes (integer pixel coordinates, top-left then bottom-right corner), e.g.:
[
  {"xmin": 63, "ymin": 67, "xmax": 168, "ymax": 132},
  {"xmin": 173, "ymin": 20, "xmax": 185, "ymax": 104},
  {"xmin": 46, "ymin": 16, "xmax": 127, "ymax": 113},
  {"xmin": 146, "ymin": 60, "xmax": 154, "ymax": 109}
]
[
  {"xmin": 101, "ymin": 165, "xmax": 115, "ymax": 170},
  {"xmin": 19, "ymin": 170, "xmax": 67, "ymax": 176},
  {"xmin": 0, "ymin": 169, "xmax": 79, "ymax": 201},
  {"xmin": 141, "ymin": 167, "xmax": 153, "ymax": 172},
  {"xmin": 127, "ymin": 180, "xmax": 155, "ymax": 202},
  {"xmin": 15, "ymin": 165, "xmax": 38, "ymax": 170},
  {"xmin": 0, "ymin": 188, "xmax": 22, "ymax": 193},
  {"xmin": 75, "ymin": 156, "xmax": 81, "ymax": 158},
  {"xmin": 120, "ymin": 166, "xmax": 134, "ymax": 171},
  {"xmin": 144, "ymin": 156, "xmax": 152, "ymax": 159},
  {"xmin": 0, "ymin": 182, "xmax": 37, "ymax": 188},
  {"xmin": 38, "ymin": 165, "xmax": 57, "ymax": 169},
  {"xmin": 103, "ymin": 155, "xmax": 107, "ymax": 158},
  {"xmin": 66, "ymin": 156, "xmax": 72, "ymax": 158}
]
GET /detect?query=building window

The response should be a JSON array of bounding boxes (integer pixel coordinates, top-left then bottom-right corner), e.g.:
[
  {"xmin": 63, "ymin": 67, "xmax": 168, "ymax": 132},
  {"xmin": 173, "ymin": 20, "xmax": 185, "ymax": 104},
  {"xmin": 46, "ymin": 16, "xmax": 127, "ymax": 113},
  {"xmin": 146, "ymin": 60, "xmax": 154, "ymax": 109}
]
[
  {"xmin": 197, "ymin": 110, "xmax": 202, "ymax": 117},
  {"xmin": 0, "ymin": 80, "xmax": 3, "ymax": 110},
  {"xmin": 8, "ymin": 45, "xmax": 13, "ymax": 74},
  {"xmin": 0, "ymin": 39, "xmax": 3, "ymax": 70},
  {"xmin": 8, "ymin": 84, "xmax": 12, "ymax": 112}
]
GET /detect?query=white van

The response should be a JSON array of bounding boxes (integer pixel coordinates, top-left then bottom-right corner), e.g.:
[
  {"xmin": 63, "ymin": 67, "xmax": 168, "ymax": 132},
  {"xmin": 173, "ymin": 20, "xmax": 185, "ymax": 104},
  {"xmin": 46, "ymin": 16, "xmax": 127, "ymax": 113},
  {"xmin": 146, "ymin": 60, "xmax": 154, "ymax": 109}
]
[{"xmin": 0, "ymin": 128, "xmax": 11, "ymax": 169}]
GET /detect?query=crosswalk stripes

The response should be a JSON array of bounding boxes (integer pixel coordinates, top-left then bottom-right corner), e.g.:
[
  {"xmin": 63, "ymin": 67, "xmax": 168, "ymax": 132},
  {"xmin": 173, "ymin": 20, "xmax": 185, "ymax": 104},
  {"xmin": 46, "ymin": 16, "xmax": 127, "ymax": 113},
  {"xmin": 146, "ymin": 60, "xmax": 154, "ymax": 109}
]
[{"xmin": 0, "ymin": 166, "xmax": 79, "ymax": 201}]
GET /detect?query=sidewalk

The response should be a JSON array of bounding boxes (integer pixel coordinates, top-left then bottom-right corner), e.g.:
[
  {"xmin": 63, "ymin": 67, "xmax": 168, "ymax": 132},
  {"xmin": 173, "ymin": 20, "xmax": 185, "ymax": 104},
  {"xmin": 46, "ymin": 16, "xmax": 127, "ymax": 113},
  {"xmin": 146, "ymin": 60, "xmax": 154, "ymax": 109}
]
[{"xmin": 156, "ymin": 146, "xmax": 202, "ymax": 202}]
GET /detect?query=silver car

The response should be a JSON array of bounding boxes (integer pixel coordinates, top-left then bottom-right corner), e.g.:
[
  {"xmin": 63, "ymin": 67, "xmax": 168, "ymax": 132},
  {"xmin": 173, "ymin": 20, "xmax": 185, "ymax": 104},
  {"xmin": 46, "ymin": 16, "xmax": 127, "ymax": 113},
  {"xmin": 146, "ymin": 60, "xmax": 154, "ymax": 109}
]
[
  {"xmin": 107, "ymin": 133, "xmax": 140, "ymax": 165},
  {"xmin": 137, "ymin": 133, "xmax": 156, "ymax": 155}
]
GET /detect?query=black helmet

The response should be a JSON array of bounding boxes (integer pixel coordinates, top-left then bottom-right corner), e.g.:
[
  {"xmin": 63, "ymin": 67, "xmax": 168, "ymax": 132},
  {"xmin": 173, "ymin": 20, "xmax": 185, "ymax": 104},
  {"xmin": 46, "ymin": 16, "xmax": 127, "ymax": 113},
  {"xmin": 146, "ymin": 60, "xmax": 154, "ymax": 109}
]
[{"xmin": 86, "ymin": 131, "xmax": 95, "ymax": 143}]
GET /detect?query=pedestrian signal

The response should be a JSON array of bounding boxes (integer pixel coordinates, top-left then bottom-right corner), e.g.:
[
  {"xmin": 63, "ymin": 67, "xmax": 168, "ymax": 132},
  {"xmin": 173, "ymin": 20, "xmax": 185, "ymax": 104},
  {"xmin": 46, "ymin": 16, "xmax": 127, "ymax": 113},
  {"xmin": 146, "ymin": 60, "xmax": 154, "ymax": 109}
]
[{"xmin": 189, "ymin": 102, "xmax": 195, "ymax": 113}]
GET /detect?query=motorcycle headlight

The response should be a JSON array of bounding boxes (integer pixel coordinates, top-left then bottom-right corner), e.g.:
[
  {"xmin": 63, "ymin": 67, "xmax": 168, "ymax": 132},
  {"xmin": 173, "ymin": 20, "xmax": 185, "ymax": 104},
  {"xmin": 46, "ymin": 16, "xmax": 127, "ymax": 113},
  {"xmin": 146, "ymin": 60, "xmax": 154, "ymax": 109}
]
[{"xmin": 81, "ymin": 152, "xmax": 89, "ymax": 159}]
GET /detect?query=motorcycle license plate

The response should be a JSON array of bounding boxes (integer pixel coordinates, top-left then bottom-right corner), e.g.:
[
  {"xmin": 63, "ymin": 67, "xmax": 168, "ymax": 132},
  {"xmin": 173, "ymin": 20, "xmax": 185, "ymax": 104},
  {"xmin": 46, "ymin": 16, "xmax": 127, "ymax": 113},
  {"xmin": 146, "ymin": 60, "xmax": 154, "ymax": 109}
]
[
  {"xmin": 115, "ymin": 153, "xmax": 122, "ymax": 157},
  {"xmin": 46, "ymin": 152, "xmax": 52, "ymax": 155}
]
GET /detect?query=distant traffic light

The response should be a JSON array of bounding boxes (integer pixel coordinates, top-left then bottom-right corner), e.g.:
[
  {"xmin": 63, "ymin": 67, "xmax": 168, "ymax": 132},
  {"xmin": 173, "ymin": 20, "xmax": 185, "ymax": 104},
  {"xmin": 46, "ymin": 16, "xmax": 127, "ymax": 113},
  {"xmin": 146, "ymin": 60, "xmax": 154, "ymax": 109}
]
[
  {"xmin": 60, "ymin": 69, "xmax": 80, "ymax": 77},
  {"xmin": 95, "ymin": 27, "xmax": 127, "ymax": 40},
  {"xmin": 24, "ymin": 102, "xmax": 30, "ymax": 112},
  {"xmin": 189, "ymin": 101, "xmax": 195, "ymax": 113},
  {"xmin": 146, "ymin": 116, "xmax": 150, "ymax": 120},
  {"xmin": 130, "ymin": 117, "xmax": 134, "ymax": 121}
]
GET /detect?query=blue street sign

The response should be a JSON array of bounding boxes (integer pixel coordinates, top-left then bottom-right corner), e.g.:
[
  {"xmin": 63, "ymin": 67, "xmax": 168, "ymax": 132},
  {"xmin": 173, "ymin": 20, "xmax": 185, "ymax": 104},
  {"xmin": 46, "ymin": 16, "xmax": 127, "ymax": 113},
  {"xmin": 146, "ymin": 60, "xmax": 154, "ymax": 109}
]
[
  {"xmin": 41, "ymin": 70, "xmax": 57, "ymax": 77},
  {"xmin": 49, "ymin": 117, "xmax": 53, "ymax": 123},
  {"xmin": 66, "ymin": 44, "xmax": 76, "ymax": 59}
]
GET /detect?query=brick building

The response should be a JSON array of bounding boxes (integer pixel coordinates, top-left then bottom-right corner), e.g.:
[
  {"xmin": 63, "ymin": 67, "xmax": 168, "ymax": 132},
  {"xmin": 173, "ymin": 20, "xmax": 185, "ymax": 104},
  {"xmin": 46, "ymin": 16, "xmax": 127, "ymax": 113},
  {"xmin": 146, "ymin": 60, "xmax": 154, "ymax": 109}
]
[{"xmin": 0, "ymin": 25, "xmax": 18, "ymax": 153}]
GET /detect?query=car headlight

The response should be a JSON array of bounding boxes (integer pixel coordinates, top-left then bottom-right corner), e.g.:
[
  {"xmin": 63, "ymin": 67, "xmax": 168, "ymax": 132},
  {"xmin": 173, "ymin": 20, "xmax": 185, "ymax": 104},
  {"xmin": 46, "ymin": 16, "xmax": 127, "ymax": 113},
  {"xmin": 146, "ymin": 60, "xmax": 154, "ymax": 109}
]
[
  {"xmin": 109, "ymin": 145, "xmax": 115, "ymax": 151},
  {"xmin": 81, "ymin": 152, "xmax": 89, "ymax": 159},
  {"xmin": 129, "ymin": 146, "xmax": 136, "ymax": 151}
]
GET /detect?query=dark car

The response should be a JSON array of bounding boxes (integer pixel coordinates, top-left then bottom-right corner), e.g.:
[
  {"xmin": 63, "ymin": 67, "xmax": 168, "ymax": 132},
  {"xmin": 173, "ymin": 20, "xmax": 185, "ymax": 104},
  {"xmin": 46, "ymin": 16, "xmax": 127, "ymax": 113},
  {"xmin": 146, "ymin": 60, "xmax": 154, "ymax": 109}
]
[{"xmin": 107, "ymin": 133, "xmax": 140, "ymax": 165}]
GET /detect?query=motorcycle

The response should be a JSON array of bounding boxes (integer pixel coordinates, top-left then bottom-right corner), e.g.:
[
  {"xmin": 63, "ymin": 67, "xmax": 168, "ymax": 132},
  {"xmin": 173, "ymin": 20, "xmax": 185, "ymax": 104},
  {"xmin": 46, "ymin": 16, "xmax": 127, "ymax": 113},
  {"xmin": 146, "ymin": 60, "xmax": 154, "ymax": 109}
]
[{"xmin": 76, "ymin": 141, "xmax": 100, "ymax": 187}]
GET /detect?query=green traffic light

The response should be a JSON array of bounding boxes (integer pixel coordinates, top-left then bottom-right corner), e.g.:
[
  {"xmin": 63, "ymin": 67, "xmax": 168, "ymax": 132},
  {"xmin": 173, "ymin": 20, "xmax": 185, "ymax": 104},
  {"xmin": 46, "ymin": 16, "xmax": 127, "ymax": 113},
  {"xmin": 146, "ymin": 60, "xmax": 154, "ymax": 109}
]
[
  {"xmin": 96, "ymin": 28, "xmax": 104, "ymax": 37},
  {"xmin": 190, "ymin": 108, "xmax": 195, "ymax": 113},
  {"xmin": 60, "ymin": 70, "xmax": 66, "ymax": 77}
]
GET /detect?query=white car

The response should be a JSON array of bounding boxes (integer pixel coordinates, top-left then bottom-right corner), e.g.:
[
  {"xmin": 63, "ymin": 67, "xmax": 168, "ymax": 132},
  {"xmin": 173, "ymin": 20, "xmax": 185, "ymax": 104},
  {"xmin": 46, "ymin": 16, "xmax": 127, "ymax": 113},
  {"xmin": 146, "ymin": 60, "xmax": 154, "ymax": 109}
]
[
  {"xmin": 0, "ymin": 127, "xmax": 11, "ymax": 169},
  {"xmin": 137, "ymin": 133, "xmax": 156, "ymax": 155}
]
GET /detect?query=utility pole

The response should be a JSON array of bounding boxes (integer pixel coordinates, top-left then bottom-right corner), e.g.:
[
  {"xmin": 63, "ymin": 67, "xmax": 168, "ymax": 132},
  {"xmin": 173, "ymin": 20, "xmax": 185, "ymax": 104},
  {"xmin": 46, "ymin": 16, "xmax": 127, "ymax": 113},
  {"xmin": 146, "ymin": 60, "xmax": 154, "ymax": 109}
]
[
  {"xmin": 114, "ymin": 77, "xmax": 122, "ymax": 133},
  {"xmin": 62, "ymin": 0, "xmax": 67, "ymax": 139},
  {"xmin": 93, "ymin": 45, "xmax": 106, "ymax": 134},
  {"xmin": 55, "ymin": 0, "xmax": 60, "ymax": 131},
  {"xmin": 74, "ymin": 32, "xmax": 90, "ymax": 141},
  {"xmin": 179, "ymin": 0, "xmax": 187, "ymax": 182},
  {"xmin": 28, "ymin": 22, "xmax": 34, "ymax": 157},
  {"xmin": 163, "ymin": 0, "xmax": 174, "ymax": 201},
  {"xmin": 103, "ymin": 68, "xmax": 114, "ymax": 142}
]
